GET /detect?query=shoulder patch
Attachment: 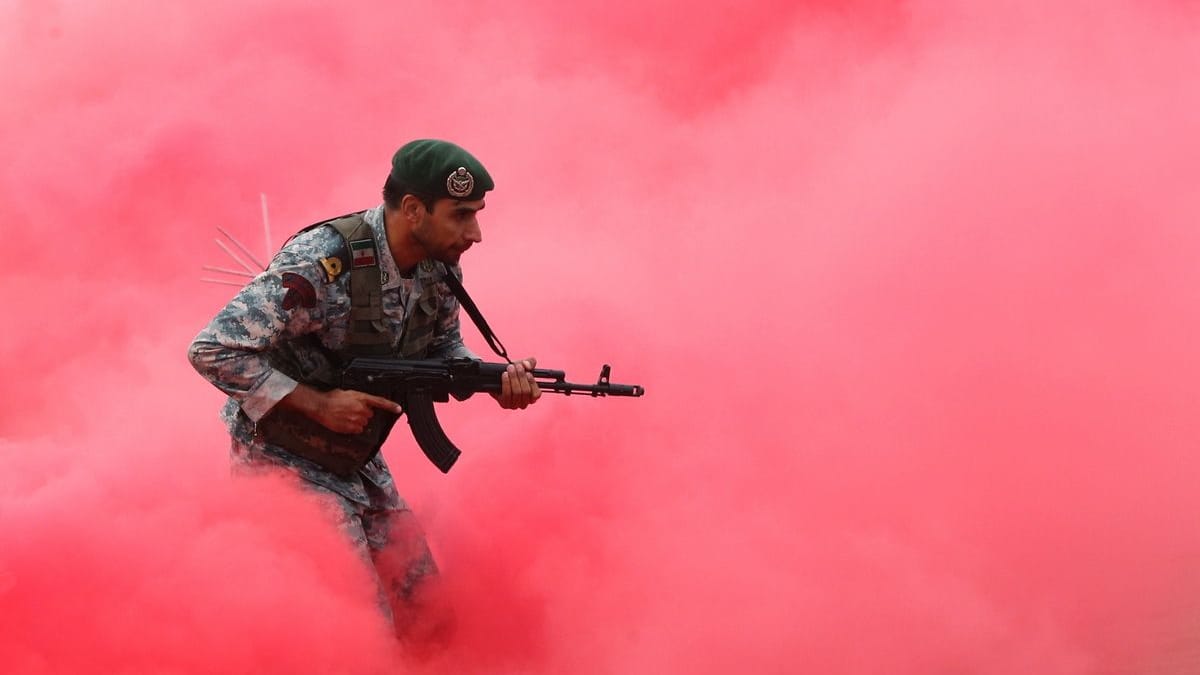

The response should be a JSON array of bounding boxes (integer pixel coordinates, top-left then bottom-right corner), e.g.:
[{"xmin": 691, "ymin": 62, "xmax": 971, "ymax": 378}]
[
  {"xmin": 318, "ymin": 256, "xmax": 344, "ymax": 283},
  {"xmin": 281, "ymin": 272, "xmax": 317, "ymax": 310}
]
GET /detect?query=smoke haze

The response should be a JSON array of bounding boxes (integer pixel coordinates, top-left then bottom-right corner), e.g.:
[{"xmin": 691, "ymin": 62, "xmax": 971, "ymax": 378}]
[{"xmin": 3, "ymin": 1, "xmax": 1200, "ymax": 672}]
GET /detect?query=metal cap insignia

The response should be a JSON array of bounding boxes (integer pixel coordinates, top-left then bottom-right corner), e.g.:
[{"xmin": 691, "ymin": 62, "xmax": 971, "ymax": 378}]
[{"xmin": 446, "ymin": 167, "xmax": 475, "ymax": 198}]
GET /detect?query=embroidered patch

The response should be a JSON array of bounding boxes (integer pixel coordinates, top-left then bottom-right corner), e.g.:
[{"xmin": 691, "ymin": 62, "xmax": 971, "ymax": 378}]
[
  {"xmin": 349, "ymin": 239, "xmax": 376, "ymax": 268},
  {"xmin": 446, "ymin": 167, "xmax": 474, "ymax": 198},
  {"xmin": 281, "ymin": 272, "xmax": 317, "ymax": 310},
  {"xmin": 318, "ymin": 256, "xmax": 343, "ymax": 283}
]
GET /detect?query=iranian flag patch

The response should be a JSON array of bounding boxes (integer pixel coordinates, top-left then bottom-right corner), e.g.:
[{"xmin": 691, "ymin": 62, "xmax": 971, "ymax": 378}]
[{"xmin": 349, "ymin": 239, "xmax": 376, "ymax": 268}]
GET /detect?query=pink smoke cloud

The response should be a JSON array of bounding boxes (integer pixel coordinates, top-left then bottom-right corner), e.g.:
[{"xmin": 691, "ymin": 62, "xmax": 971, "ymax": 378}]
[{"xmin": 2, "ymin": 0, "xmax": 1200, "ymax": 673}]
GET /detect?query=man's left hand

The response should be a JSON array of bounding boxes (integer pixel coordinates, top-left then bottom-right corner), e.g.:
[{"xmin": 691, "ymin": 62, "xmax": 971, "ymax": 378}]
[{"xmin": 491, "ymin": 357, "xmax": 542, "ymax": 410}]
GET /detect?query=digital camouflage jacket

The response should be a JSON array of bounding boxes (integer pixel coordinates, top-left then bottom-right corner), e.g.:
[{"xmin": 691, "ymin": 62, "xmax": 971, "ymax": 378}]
[{"xmin": 189, "ymin": 204, "xmax": 475, "ymax": 505}]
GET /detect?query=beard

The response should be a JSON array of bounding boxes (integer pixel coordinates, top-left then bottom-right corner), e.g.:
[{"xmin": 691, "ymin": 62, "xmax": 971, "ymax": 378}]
[
  {"xmin": 437, "ymin": 248, "xmax": 464, "ymax": 265},
  {"xmin": 412, "ymin": 216, "xmax": 468, "ymax": 265}
]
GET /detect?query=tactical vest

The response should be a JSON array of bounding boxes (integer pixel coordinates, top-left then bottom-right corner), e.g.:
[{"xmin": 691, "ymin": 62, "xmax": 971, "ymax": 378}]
[
  {"xmin": 326, "ymin": 211, "xmax": 448, "ymax": 361},
  {"xmin": 256, "ymin": 211, "xmax": 449, "ymax": 476}
]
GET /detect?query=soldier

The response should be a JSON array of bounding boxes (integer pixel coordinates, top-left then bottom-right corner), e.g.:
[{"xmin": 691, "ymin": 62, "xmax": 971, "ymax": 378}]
[{"xmin": 187, "ymin": 139, "xmax": 541, "ymax": 640}]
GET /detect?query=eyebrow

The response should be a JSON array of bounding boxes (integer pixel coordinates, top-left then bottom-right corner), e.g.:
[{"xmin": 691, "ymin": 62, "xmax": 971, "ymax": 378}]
[{"xmin": 452, "ymin": 202, "xmax": 485, "ymax": 213}]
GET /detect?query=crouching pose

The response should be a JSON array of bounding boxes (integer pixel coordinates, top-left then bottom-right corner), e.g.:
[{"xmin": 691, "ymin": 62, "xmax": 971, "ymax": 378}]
[{"xmin": 188, "ymin": 139, "xmax": 541, "ymax": 641}]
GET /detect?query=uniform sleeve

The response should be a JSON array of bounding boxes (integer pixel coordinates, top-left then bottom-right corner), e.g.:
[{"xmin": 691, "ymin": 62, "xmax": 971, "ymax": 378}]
[
  {"xmin": 187, "ymin": 242, "xmax": 331, "ymax": 422},
  {"xmin": 427, "ymin": 264, "xmax": 479, "ymax": 360}
]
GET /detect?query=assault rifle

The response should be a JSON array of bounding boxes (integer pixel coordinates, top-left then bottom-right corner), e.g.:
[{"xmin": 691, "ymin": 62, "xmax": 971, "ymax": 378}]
[
  {"xmin": 258, "ymin": 357, "xmax": 645, "ymax": 477},
  {"xmin": 345, "ymin": 357, "xmax": 645, "ymax": 473}
]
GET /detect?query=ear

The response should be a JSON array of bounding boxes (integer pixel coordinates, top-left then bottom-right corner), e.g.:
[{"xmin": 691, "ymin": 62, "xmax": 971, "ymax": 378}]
[{"xmin": 400, "ymin": 194, "xmax": 426, "ymax": 222}]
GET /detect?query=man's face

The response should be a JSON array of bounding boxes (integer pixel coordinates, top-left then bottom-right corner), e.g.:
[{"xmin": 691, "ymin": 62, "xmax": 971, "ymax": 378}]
[{"xmin": 413, "ymin": 198, "xmax": 485, "ymax": 264}]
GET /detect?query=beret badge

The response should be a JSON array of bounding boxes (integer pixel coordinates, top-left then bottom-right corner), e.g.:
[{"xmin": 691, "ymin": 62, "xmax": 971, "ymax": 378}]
[{"xmin": 446, "ymin": 167, "xmax": 475, "ymax": 198}]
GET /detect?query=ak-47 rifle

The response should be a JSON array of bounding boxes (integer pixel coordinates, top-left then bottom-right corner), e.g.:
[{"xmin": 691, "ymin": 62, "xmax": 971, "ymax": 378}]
[
  {"xmin": 257, "ymin": 357, "xmax": 644, "ymax": 477},
  {"xmin": 346, "ymin": 357, "xmax": 644, "ymax": 473}
]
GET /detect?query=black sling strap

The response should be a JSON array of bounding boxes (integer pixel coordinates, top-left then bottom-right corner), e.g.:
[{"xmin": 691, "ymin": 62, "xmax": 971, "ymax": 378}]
[{"xmin": 440, "ymin": 263, "xmax": 512, "ymax": 364}]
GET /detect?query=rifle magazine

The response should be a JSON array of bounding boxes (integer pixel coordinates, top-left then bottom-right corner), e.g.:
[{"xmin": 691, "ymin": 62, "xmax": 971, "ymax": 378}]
[{"xmin": 404, "ymin": 389, "xmax": 462, "ymax": 473}]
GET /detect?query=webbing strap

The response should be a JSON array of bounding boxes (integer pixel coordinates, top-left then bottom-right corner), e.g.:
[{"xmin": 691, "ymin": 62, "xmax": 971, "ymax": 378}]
[
  {"xmin": 440, "ymin": 263, "xmax": 511, "ymax": 364},
  {"xmin": 328, "ymin": 214, "xmax": 390, "ymax": 354}
]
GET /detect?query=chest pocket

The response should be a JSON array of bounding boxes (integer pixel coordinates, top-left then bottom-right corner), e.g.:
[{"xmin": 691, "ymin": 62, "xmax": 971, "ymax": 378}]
[{"xmin": 398, "ymin": 283, "xmax": 441, "ymax": 358}]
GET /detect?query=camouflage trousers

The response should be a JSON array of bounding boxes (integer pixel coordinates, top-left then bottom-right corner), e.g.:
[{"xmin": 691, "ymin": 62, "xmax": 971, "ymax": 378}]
[
  {"xmin": 306, "ymin": 477, "xmax": 441, "ymax": 631},
  {"xmin": 229, "ymin": 439, "xmax": 444, "ymax": 639}
]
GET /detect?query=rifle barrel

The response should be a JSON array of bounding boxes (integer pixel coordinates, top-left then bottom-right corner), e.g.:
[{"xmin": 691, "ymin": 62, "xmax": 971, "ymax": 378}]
[{"xmin": 537, "ymin": 380, "xmax": 645, "ymax": 397}]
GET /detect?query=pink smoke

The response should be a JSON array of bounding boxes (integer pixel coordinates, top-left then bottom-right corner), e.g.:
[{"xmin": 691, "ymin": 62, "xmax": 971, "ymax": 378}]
[{"xmin": 3, "ymin": 0, "xmax": 1200, "ymax": 673}]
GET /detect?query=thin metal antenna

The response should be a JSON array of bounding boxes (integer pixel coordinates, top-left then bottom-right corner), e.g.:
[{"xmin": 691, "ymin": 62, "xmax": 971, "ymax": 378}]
[
  {"xmin": 216, "ymin": 225, "xmax": 266, "ymax": 270},
  {"xmin": 201, "ymin": 265, "xmax": 255, "ymax": 278},
  {"xmin": 213, "ymin": 238, "xmax": 258, "ymax": 275},
  {"xmin": 201, "ymin": 199, "xmax": 273, "ymax": 286},
  {"xmin": 261, "ymin": 193, "xmax": 273, "ymax": 259},
  {"xmin": 199, "ymin": 278, "xmax": 247, "ymax": 287}
]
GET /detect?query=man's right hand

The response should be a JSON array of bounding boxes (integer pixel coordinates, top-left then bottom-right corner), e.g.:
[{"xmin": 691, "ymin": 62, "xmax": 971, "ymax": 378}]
[{"xmin": 280, "ymin": 384, "xmax": 403, "ymax": 434}]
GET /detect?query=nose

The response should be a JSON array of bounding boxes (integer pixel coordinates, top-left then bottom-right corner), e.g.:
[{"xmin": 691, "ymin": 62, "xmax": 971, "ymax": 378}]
[{"xmin": 465, "ymin": 219, "xmax": 482, "ymax": 244}]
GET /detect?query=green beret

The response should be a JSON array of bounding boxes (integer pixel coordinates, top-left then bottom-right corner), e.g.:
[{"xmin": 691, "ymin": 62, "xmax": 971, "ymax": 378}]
[{"xmin": 390, "ymin": 139, "xmax": 494, "ymax": 202}]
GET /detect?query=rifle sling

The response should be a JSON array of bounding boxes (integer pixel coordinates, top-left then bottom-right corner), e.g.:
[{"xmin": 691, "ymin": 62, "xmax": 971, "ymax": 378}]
[{"xmin": 440, "ymin": 262, "xmax": 511, "ymax": 364}]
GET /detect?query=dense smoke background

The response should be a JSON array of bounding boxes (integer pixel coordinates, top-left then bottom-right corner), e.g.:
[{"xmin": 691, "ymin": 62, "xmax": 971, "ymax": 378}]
[{"xmin": 3, "ymin": 0, "xmax": 1200, "ymax": 672}]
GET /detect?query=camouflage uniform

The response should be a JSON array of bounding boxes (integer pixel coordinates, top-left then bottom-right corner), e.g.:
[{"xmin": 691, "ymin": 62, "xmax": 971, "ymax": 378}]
[{"xmin": 188, "ymin": 203, "xmax": 474, "ymax": 626}]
